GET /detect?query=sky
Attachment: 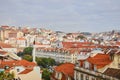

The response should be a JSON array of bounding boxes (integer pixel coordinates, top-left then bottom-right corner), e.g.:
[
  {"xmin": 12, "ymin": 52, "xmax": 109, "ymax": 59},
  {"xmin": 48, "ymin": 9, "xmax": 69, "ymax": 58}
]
[{"xmin": 0, "ymin": 0, "xmax": 120, "ymax": 32}]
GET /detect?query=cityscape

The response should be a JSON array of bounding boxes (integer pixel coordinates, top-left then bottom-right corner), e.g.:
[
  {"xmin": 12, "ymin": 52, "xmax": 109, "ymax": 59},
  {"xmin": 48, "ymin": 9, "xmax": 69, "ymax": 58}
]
[
  {"xmin": 0, "ymin": 25, "xmax": 120, "ymax": 80},
  {"xmin": 0, "ymin": 0, "xmax": 120, "ymax": 80}
]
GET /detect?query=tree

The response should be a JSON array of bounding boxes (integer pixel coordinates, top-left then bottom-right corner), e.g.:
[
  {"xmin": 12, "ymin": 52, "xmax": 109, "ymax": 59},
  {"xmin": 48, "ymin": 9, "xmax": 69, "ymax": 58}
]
[
  {"xmin": 23, "ymin": 47, "xmax": 33, "ymax": 55},
  {"xmin": 0, "ymin": 71, "xmax": 14, "ymax": 80},
  {"xmin": 47, "ymin": 58, "xmax": 56, "ymax": 66},
  {"xmin": 36, "ymin": 57, "xmax": 56, "ymax": 68},
  {"xmin": 17, "ymin": 51, "xmax": 24, "ymax": 57},
  {"xmin": 23, "ymin": 55, "xmax": 33, "ymax": 62},
  {"xmin": 76, "ymin": 35, "xmax": 85, "ymax": 39},
  {"xmin": 42, "ymin": 68, "xmax": 51, "ymax": 80}
]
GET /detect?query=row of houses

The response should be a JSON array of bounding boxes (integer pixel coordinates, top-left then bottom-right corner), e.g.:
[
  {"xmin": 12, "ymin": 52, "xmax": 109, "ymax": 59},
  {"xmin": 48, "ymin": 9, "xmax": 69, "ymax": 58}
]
[
  {"xmin": 1, "ymin": 25, "xmax": 120, "ymax": 80},
  {"xmin": 34, "ymin": 41, "xmax": 120, "ymax": 80},
  {"xmin": 0, "ymin": 41, "xmax": 42, "ymax": 80},
  {"xmin": 51, "ymin": 49, "xmax": 120, "ymax": 80}
]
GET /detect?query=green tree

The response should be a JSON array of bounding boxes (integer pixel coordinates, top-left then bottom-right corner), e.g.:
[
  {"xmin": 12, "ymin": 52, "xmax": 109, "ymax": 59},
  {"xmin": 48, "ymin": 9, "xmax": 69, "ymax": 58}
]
[
  {"xmin": 76, "ymin": 35, "xmax": 85, "ymax": 39},
  {"xmin": 36, "ymin": 57, "xmax": 47, "ymax": 68},
  {"xmin": 23, "ymin": 55, "xmax": 33, "ymax": 62},
  {"xmin": 47, "ymin": 58, "xmax": 56, "ymax": 66},
  {"xmin": 23, "ymin": 47, "xmax": 33, "ymax": 55},
  {"xmin": 0, "ymin": 71, "xmax": 14, "ymax": 80},
  {"xmin": 42, "ymin": 68, "xmax": 51, "ymax": 80},
  {"xmin": 36, "ymin": 57, "xmax": 56, "ymax": 68},
  {"xmin": 17, "ymin": 51, "xmax": 24, "ymax": 57}
]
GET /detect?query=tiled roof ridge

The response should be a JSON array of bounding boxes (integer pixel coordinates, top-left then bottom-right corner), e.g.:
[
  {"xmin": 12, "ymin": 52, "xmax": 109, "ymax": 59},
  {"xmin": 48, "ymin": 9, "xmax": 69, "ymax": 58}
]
[{"xmin": 19, "ymin": 69, "xmax": 33, "ymax": 74}]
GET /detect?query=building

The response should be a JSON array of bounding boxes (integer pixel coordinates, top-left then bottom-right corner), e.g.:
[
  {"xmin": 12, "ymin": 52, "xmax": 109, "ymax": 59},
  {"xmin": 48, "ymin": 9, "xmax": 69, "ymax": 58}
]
[
  {"xmin": 74, "ymin": 67, "xmax": 119, "ymax": 80},
  {"xmin": 74, "ymin": 49, "xmax": 120, "ymax": 80},
  {"xmin": 0, "ymin": 41, "xmax": 17, "ymax": 54},
  {"xmin": 16, "ymin": 37, "xmax": 27, "ymax": 48},
  {"xmin": 51, "ymin": 63, "xmax": 75, "ymax": 80},
  {"xmin": 36, "ymin": 48, "xmax": 72, "ymax": 63}
]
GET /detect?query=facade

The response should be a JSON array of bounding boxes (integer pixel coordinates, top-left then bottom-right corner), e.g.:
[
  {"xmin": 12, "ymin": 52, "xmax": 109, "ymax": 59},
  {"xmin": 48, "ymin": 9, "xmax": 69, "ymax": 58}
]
[
  {"xmin": 0, "ymin": 41, "xmax": 17, "ymax": 53},
  {"xmin": 51, "ymin": 63, "xmax": 75, "ymax": 80},
  {"xmin": 0, "ymin": 57, "xmax": 42, "ymax": 80},
  {"xmin": 107, "ymin": 50, "xmax": 120, "ymax": 69},
  {"xmin": 74, "ymin": 49, "xmax": 120, "ymax": 80},
  {"xmin": 36, "ymin": 48, "xmax": 72, "ymax": 63},
  {"xmin": 16, "ymin": 37, "xmax": 27, "ymax": 48},
  {"xmin": 74, "ymin": 67, "xmax": 119, "ymax": 80}
]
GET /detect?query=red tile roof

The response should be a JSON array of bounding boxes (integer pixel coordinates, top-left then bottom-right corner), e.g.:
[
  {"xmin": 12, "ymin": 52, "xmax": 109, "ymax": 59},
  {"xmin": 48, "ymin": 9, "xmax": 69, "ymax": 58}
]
[
  {"xmin": 116, "ymin": 42, "xmax": 120, "ymax": 45},
  {"xmin": 0, "ymin": 50, "xmax": 7, "ymax": 55},
  {"xmin": 22, "ymin": 29, "xmax": 29, "ymax": 34},
  {"xmin": 19, "ymin": 69, "xmax": 33, "ymax": 74},
  {"xmin": 0, "ymin": 59, "xmax": 36, "ymax": 69},
  {"xmin": 62, "ymin": 42, "xmax": 95, "ymax": 48},
  {"xmin": 17, "ymin": 38, "xmax": 26, "ymax": 40},
  {"xmin": 87, "ymin": 54, "xmax": 112, "ymax": 69},
  {"xmin": 9, "ymin": 30, "xmax": 17, "ymax": 34},
  {"xmin": 97, "ymin": 45, "xmax": 119, "ymax": 49},
  {"xmin": 1, "ymin": 26, "xmax": 9, "ymax": 29},
  {"xmin": 55, "ymin": 63, "xmax": 75, "ymax": 77},
  {"xmin": 0, "ymin": 41, "xmax": 14, "ymax": 48}
]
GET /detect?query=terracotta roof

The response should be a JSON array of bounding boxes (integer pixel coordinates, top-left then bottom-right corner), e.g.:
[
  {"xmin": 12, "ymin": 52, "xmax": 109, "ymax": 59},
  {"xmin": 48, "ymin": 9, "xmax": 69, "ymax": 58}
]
[
  {"xmin": 0, "ymin": 50, "xmax": 7, "ymax": 55},
  {"xmin": 1, "ymin": 26, "xmax": 9, "ymax": 29},
  {"xmin": 55, "ymin": 63, "xmax": 75, "ymax": 77},
  {"xmin": 17, "ymin": 38, "xmax": 26, "ymax": 40},
  {"xmin": 9, "ymin": 30, "xmax": 18, "ymax": 34},
  {"xmin": 22, "ymin": 29, "xmax": 29, "ymax": 34},
  {"xmin": 103, "ymin": 68, "xmax": 120, "ymax": 79},
  {"xmin": 35, "ymin": 42, "xmax": 42, "ymax": 45},
  {"xmin": 116, "ymin": 42, "xmax": 120, "ymax": 45},
  {"xmin": 0, "ymin": 59, "xmax": 36, "ymax": 69},
  {"xmin": 62, "ymin": 42, "xmax": 94, "ymax": 48},
  {"xmin": 97, "ymin": 45, "xmax": 119, "ymax": 49},
  {"xmin": 87, "ymin": 54, "xmax": 112, "ymax": 69},
  {"xmin": 19, "ymin": 69, "xmax": 33, "ymax": 74},
  {"xmin": 0, "ymin": 42, "xmax": 14, "ymax": 48}
]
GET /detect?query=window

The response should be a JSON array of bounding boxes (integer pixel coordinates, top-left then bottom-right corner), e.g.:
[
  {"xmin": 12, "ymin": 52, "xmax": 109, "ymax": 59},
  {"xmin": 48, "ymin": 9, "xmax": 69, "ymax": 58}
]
[
  {"xmin": 17, "ymin": 69, "xmax": 20, "ymax": 72},
  {"xmin": 92, "ymin": 77, "xmax": 95, "ymax": 80},
  {"xmin": 81, "ymin": 74, "xmax": 83, "ymax": 80},
  {"xmin": 86, "ymin": 75, "xmax": 89, "ymax": 80},
  {"xmin": 118, "ymin": 63, "xmax": 120, "ymax": 68}
]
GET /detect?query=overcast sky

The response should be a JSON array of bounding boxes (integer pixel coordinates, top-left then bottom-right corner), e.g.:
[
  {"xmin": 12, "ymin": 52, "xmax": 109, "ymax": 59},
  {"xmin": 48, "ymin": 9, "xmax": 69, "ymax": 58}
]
[{"xmin": 0, "ymin": 0, "xmax": 120, "ymax": 32}]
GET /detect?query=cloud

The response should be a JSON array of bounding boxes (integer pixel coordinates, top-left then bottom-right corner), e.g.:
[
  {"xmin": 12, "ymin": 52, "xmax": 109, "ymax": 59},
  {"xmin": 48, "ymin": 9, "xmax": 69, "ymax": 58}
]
[{"xmin": 0, "ymin": 0, "xmax": 120, "ymax": 32}]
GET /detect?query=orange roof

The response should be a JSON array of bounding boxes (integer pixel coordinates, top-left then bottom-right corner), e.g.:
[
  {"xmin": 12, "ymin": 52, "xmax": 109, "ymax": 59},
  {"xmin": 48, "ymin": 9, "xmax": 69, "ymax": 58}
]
[
  {"xmin": 116, "ymin": 42, "xmax": 120, "ymax": 45},
  {"xmin": 87, "ymin": 54, "xmax": 112, "ymax": 69},
  {"xmin": 17, "ymin": 38, "xmax": 26, "ymax": 40},
  {"xmin": 55, "ymin": 63, "xmax": 75, "ymax": 77},
  {"xmin": 1, "ymin": 25, "xmax": 9, "ymax": 29},
  {"xmin": 9, "ymin": 30, "xmax": 18, "ymax": 34},
  {"xmin": 0, "ymin": 50, "xmax": 7, "ymax": 55},
  {"xmin": 35, "ymin": 42, "xmax": 42, "ymax": 45},
  {"xmin": 0, "ymin": 59, "xmax": 36, "ymax": 69},
  {"xmin": 0, "ymin": 42, "xmax": 14, "ymax": 48},
  {"xmin": 22, "ymin": 29, "xmax": 29, "ymax": 34},
  {"xmin": 62, "ymin": 42, "xmax": 94, "ymax": 48},
  {"xmin": 19, "ymin": 69, "xmax": 33, "ymax": 74},
  {"xmin": 97, "ymin": 45, "xmax": 119, "ymax": 49}
]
